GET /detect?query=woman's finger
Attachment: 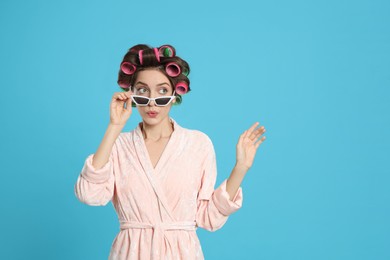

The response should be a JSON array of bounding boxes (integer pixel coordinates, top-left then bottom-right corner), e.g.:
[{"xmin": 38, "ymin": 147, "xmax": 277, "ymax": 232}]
[
  {"xmin": 250, "ymin": 127, "xmax": 261, "ymax": 138},
  {"xmin": 113, "ymin": 93, "xmax": 122, "ymax": 101},
  {"xmin": 245, "ymin": 122, "xmax": 259, "ymax": 139},
  {"xmin": 119, "ymin": 93, "xmax": 126, "ymax": 100},
  {"xmin": 124, "ymin": 97, "xmax": 132, "ymax": 112},
  {"xmin": 248, "ymin": 122, "xmax": 259, "ymax": 133},
  {"xmin": 249, "ymin": 125, "xmax": 265, "ymax": 140},
  {"xmin": 125, "ymin": 90, "xmax": 132, "ymax": 97},
  {"xmin": 255, "ymin": 136, "xmax": 266, "ymax": 149},
  {"xmin": 253, "ymin": 127, "xmax": 266, "ymax": 139},
  {"xmin": 239, "ymin": 130, "xmax": 248, "ymax": 143}
]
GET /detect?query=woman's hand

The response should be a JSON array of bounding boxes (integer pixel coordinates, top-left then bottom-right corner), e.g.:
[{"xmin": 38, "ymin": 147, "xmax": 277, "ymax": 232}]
[
  {"xmin": 236, "ymin": 122, "xmax": 266, "ymax": 171},
  {"xmin": 110, "ymin": 91, "xmax": 133, "ymax": 126},
  {"xmin": 226, "ymin": 122, "xmax": 267, "ymax": 199}
]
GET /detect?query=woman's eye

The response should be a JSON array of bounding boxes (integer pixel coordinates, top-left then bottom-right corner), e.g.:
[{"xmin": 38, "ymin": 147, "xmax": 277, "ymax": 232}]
[
  {"xmin": 136, "ymin": 88, "xmax": 148, "ymax": 94},
  {"xmin": 159, "ymin": 88, "xmax": 168, "ymax": 95}
]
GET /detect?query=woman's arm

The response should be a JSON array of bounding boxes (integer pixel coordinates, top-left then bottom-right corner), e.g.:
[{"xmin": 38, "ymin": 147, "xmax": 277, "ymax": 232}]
[
  {"xmin": 226, "ymin": 122, "xmax": 266, "ymax": 200},
  {"xmin": 92, "ymin": 91, "xmax": 132, "ymax": 170},
  {"xmin": 196, "ymin": 139, "xmax": 243, "ymax": 231},
  {"xmin": 74, "ymin": 92, "xmax": 132, "ymax": 206},
  {"xmin": 92, "ymin": 123, "xmax": 123, "ymax": 170}
]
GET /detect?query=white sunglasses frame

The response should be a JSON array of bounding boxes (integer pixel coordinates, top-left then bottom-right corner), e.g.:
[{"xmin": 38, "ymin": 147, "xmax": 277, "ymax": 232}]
[{"xmin": 130, "ymin": 93, "xmax": 176, "ymax": 107}]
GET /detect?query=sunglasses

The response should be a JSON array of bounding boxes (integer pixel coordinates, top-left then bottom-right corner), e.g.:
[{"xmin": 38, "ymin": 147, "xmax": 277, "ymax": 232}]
[{"xmin": 130, "ymin": 94, "xmax": 175, "ymax": 107}]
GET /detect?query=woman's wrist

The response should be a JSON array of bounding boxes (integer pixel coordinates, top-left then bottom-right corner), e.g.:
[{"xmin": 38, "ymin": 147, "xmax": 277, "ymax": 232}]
[
  {"xmin": 108, "ymin": 122, "xmax": 125, "ymax": 131},
  {"xmin": 234, "ymin": 162, "xmax": 250, "ymax": 174},
  {"xmin": 104, "ymin": 123, "xmax": 124, "ymax": 142}
]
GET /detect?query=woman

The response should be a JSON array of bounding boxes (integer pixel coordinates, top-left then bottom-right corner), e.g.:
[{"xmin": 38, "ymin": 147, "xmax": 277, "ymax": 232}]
[{"xmin": 74, "ymin": 44, "xmax": 266, "ymax": 259}]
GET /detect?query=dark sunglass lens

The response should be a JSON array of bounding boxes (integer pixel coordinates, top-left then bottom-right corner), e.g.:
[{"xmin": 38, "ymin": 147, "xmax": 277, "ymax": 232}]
[
  {"xmin": 155, "ymin": 97, "xmax": 171, "ymax": 106},
  {"xmin": 133, "ymin": 97, "xmax": 149, "ymax": 105}
]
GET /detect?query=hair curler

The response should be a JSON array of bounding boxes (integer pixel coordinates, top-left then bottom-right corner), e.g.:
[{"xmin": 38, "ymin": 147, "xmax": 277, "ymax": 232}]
[
  {"xmin": 182, "ymin": 67, "xmax": 189, "ymax": 76},
  {"xmin": 153, "ymin": 48, "xmax": 161, "ymax": 62},
  {"xmin": 118, "ymin": 81, "xmax": 130, "ymax": 89},
  {"xmin": 159, "ymin": 45, "xmax": 175, "ymax": 57},
  {"xmin": 165, "ymin": 62, "xmax": 181, "ymax": 77},
  {"xmin": 138, "ymin": 50, "xmax": 144, "ymax": 65},
  {"xmin": 175, "ymin": 82, "xmax": 188, "ymax": 95},
  {"xmin": 120, "ymin": 62, "xmax": 136, "ymax": 75}
]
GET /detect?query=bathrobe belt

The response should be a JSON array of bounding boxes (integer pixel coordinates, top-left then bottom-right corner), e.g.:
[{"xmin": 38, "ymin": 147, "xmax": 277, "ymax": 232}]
[{"xmin": 120, "ymin": 220, "xmax": 197, "ymax": 258}]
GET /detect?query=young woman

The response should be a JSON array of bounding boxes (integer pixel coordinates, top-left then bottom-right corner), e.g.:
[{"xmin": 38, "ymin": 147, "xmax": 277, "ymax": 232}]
[{"xmin": 74, "ymin": 44, "xmax": 266, "ymax": 259}]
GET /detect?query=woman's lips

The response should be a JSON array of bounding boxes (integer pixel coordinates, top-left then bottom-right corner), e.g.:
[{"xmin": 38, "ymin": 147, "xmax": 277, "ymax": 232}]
[{"xmin": 146, "ymin": 111, "xmax": 158, "ymax": 118}]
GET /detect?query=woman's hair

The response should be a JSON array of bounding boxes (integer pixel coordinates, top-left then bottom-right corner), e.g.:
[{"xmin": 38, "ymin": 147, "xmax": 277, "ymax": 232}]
[{"xmin": 117, "ymin": 44, "xmax": 191, "ymax": 106}]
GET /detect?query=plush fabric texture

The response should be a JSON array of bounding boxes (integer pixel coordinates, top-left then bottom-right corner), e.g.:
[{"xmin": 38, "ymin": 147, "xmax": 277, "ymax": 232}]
[{"xmin": 74, "ymin": 118, "xmax": 243, "ymax": 259}]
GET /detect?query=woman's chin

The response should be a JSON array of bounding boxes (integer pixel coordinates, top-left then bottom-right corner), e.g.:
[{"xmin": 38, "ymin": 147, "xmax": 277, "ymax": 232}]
[{"xmin": 141, "ymin": 115, "xmax": 169, "ymax": 126}]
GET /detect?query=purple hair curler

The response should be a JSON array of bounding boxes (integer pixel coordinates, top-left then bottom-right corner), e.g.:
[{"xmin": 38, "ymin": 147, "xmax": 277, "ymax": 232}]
[
  {"xmin": 175, "ymin": 81, "xmax": 188, "ymax": 95},
  {"xmin": 165, "ymin": 62, "xmax": 181, "ymax": 77},
  {"xmin": 120, "ymin": 62, "xmax": 136, "ymax": 75},
  {"xmin": 138, "ymin": 50, "xmax": 144, "ymax": 65},
  {"xmin": 159, "ymin": 45, "xmax": 175, "ymax": 57}
]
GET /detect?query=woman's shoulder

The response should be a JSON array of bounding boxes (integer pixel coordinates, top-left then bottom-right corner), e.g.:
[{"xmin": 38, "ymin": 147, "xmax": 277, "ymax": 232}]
[
  {"xmin": 178, "ymin": 124, "xmax": 213, "ymax": 147},
  {"xmin": 182, "ymin": 127, "xmax": 210, "ymax": 139}
]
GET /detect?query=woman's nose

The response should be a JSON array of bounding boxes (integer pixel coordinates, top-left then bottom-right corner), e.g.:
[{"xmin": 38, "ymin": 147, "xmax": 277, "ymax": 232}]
[{"xmin": 148, "ymin": 98, "xmax": 156, "ymax": 107}]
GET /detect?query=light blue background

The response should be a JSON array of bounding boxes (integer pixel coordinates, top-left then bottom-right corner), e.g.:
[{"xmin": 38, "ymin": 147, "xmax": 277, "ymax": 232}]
[{"xmin": 1, "ymin": 0, "xmax": 389, "ymax": 259}]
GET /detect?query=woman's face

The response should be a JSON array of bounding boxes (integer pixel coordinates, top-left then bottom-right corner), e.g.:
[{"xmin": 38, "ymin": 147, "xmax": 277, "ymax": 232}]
[{"xmin": 132, "ymin": 69, "xmax": 175, "ymax": 126}]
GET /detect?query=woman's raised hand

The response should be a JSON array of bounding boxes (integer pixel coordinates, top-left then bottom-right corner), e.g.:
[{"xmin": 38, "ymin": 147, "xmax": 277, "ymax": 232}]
[
  {"xmin": 236, "ymin": 122, "xmax": 266, "ymax": 171},
  {"xmin": 110, "ymin": 91, "xmax": 133, "ymax": 126}
]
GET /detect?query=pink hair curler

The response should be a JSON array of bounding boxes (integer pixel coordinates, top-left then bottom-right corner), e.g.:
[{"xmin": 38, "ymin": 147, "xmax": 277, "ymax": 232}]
[
  {"xmin": 159, "ymin": 45, "xmax": 175, "ymax": 57},
  {"xmin": 165, "ymin": 62, "xmax": 181, "ymax": 77},
  {"xmin": 120, "ymin": 62, "xmax": 136, "ymax": 75},
  {"xmin": 175, "ymin": 81, "xmax": 188, "ymax": 95},
  {"xmin": 153, "ymin": 48, "xmax": 160, "ymax": 62},
  {"xmin": 118, "ymin": 81, "xmax": 130, "ymax": 89},
  {"xmin": 138, "ymin": 50, "xmax": 144, "ymax": 65}
]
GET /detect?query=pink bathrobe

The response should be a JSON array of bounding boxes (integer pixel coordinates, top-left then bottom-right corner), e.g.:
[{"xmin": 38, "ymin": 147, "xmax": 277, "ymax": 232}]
[{"xmin": 74, "ymin": 119, "xmax": 243, "ymax": 259}]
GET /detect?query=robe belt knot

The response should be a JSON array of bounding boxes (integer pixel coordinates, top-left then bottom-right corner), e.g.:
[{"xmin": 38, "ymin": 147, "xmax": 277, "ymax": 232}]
[{"xmin": 119, "ymin": 220, "xmax": 197, "ymax": 257}]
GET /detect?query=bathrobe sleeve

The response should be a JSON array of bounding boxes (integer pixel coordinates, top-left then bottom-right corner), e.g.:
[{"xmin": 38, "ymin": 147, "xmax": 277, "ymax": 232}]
[
  {"xmin": 195, "ymin": 135, "xmax": 243, "ymax": 231},
  {"xmin": 74, "ymin": 140, "xmax": 118, "ymax": 206}
]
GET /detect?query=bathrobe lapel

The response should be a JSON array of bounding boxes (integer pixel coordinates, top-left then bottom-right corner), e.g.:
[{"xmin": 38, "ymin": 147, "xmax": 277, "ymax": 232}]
[{"xmin": 132, "ymin": 119, "xmax": 181, "ymax": 222}]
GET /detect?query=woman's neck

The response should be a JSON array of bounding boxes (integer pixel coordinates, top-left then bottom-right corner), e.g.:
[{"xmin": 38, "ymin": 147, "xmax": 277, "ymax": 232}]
[{"xmin": 141, "ymin": 118, "xmax": 174, "ymax": 141}]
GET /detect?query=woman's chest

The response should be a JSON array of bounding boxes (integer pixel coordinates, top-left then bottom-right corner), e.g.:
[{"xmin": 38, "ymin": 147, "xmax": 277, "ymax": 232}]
[{"xmin": 144, "ymin": 138, "xmax": 170, "ymax": 169}]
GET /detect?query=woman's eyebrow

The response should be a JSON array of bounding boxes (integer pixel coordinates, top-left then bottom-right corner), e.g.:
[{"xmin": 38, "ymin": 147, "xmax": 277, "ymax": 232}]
[
  {"xmin": 135, "ymin": 81, "xmax": 148, "ymax": 86},
  {"xmin": 135, "ymin": 81, "xmax": 170, "ymax": 87},
  {"xmin": 157, "ymin": 82, "xmax": 170, "ymax": 86}
]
